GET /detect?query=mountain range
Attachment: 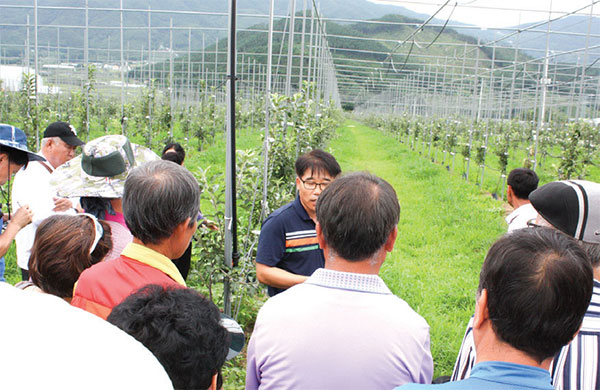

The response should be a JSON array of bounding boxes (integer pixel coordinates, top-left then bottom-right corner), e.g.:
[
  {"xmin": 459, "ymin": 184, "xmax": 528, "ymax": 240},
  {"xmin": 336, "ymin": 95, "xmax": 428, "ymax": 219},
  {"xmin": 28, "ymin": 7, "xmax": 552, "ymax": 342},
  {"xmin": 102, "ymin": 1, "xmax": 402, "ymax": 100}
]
[{"xmin": 0, "ymin": 0, "xmax": 597, "ymax": 64}]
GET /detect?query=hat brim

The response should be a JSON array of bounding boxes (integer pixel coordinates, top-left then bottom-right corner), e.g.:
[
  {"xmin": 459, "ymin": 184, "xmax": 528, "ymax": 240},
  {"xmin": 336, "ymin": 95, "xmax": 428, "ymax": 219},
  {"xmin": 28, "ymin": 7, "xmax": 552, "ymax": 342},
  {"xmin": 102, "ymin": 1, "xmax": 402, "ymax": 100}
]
[
  {"xmin": 220, "ymin": 314, "xmax": 245, "ymax": 360},
  {"xmin": 60, "ymin": 135, "xmax": 85, "ymax": 147},
  {"xmin": 0, "ymin": 141, "xmax": 46, "ymax": 162},
  {"xmin": 50, "ymin": 143, "xmax": 159, "ymax": 198}
]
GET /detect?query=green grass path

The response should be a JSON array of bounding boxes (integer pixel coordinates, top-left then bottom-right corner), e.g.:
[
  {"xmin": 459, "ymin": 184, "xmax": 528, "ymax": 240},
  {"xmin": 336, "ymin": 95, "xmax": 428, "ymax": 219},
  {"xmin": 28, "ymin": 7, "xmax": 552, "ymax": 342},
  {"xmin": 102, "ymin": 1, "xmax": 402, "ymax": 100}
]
[{"xmin": 330, "ymin": 120, "xmax": 507, "ymax": 377}]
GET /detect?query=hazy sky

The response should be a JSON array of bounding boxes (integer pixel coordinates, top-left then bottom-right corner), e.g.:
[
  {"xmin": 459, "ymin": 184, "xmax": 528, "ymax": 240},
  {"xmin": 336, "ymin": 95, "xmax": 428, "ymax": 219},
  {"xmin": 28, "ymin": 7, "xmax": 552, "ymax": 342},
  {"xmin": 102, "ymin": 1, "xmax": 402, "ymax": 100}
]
[{"xmin": 369, "ymin": 0, "xmax": 599, "ymax": 28}]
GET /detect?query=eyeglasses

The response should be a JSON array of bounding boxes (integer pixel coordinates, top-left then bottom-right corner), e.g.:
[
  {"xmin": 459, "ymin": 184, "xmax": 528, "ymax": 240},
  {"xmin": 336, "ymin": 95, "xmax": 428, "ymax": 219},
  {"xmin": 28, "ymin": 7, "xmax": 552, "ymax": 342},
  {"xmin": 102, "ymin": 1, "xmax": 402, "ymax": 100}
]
[
  {"xmin": 299, "ymin": 177, "xmax": 331, "ymax": 191},
  {"xmin": 80, "ymin": 213, "xmax": 104, "ymax": 254}
]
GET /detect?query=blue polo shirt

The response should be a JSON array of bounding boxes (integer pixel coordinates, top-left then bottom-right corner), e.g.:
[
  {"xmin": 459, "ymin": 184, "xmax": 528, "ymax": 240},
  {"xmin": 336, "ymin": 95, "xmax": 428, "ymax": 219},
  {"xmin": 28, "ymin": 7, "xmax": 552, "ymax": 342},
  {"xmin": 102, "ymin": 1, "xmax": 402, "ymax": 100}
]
[
  {"xmin": 398, "ymin": 361, "xmax": 553, "ymax": 390},
  {"xmin": 256, "ymin": 196, "xmax": 325, "ymax": 296}
]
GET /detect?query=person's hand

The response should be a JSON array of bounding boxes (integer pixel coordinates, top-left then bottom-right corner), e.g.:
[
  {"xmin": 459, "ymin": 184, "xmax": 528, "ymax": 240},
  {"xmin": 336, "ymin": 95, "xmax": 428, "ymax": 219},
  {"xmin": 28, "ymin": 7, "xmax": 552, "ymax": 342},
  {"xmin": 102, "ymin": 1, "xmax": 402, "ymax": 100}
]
[
  {"xmin": 53, "ymin": 197, "xmax": 73, "ymax": 212},
  {"xmin": 202, "ymin": 219, "xmax": 219, "ymax": 231},
  {"xmin": 12, "ymin": 205, "xmax": 33, "ymax": 229}
]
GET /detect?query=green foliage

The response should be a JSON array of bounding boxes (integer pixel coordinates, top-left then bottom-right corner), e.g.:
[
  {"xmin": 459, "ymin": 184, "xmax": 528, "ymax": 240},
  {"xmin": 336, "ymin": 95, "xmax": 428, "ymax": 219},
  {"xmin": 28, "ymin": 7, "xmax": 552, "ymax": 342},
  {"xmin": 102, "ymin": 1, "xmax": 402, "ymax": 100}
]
[{"xmin": 360, "ymin": 113, "xmax": 600, "ymax": 194}]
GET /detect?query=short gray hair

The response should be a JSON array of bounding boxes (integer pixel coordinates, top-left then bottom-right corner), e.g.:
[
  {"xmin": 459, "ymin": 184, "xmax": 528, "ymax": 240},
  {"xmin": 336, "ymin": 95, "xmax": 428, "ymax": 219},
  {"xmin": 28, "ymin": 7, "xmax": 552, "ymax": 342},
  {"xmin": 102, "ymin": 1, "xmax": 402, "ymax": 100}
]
[
  {"xmin": 123, "ymin": 160, "xmax": 200, "ymax": 245},
  {"xmin": 41, "ymin": 137, "xmax": 60, "ymax": 148}
]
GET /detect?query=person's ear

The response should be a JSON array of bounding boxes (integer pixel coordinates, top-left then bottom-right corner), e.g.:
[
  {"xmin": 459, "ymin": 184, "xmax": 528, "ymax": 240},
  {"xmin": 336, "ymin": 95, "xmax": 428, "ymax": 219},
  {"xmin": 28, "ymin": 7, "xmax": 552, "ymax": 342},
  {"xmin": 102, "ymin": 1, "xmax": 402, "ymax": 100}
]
[
  {"xmin": 383, "ymin": 226, "xmax": 398, "ymax": 253},
  {"xmin": 316, "ymin": 222, "xmax": 327, "ymax": 251},
  {"xmin": 174, "ymin": 217, "xmax": 194, "ymax": 236},
  {"xmin": 506, "ymin": 185, "xmax": 513, "ymax": 199},
  {"xmin": 473, "ymin": 289, "xmax": 489, "ymax": 330}
]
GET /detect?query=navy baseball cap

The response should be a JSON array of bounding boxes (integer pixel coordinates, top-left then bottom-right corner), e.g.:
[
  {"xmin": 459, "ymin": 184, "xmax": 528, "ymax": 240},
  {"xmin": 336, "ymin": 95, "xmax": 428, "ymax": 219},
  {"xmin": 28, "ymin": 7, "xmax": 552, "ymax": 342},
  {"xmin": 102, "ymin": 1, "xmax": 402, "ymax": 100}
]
[
  {"xmin": 43, "ymin": 122, "xmax": 84, "ymax": 146},
  {"xmin": 0, "ymin": 124, "xmax": 45, "ymax": 162}
]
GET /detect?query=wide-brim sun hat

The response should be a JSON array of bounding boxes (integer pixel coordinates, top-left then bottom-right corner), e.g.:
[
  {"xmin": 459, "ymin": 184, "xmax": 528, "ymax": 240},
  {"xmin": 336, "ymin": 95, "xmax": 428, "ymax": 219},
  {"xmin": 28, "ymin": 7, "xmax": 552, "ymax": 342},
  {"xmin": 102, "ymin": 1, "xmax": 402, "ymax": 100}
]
[
  {"xmin": 50, "ymin": 135, "xmax": 159, "ymax": 198},
  {"xmin": 0, "ymin": 124, "xmax": 45, "ymax": 162},
  {"xmin": 529, "ymin": 180, "xmax": 600, "ymax": 244}
]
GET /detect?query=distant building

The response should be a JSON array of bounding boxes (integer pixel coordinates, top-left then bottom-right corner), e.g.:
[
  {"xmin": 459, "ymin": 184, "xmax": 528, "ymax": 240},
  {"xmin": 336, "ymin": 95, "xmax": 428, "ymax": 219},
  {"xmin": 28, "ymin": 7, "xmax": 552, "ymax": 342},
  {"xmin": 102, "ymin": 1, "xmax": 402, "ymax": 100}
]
[{"xmin": 0, "ymin": 65, "xmax": 59, "ymax": 94}]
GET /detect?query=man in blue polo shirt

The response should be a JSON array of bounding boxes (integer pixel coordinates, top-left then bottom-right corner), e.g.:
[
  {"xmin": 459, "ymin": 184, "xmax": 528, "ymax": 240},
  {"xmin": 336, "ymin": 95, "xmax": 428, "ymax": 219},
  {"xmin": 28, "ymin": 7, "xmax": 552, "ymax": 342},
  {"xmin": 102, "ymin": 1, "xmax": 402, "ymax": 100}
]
[
  {"xmin": 255, "ymin": 149, "xmax": 341, "ymax": 296},
  {"xmin": 399, "ymin": 228, "xmax": 592, "ymax": 390}
]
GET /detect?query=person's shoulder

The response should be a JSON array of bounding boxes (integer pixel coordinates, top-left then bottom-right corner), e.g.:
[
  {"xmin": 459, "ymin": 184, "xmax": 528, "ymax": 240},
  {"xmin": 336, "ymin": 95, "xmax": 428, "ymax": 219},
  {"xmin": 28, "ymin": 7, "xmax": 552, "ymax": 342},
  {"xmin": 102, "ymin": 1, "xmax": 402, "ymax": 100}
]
[
  {"xmin": 16, "ymin": 160, "xmax": 47, "ymax": 178},
  {"xmin": 264, "ymin": 200, "xmax": 296, "ymax": 222},
  {"xmin": 76, "ymin": 256, "xmax": 122, "ymax": 286},
  {"xmin": 0, "ymin": 283, "xmax": 173, "ymax": 389},
  {"xmin": 383, "ymin": 294, "xmax": 431, "ymax": 330},
  {"xmin": 260, "ymin": 201, "xmax": 297, "ymax": 232}
]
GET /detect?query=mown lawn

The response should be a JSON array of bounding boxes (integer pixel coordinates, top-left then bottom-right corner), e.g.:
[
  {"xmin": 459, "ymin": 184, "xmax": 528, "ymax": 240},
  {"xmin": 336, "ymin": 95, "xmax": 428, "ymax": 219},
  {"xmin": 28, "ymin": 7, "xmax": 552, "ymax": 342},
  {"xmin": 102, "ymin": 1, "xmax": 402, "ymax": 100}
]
[{"xmin": 329, "ymin": 119, "xmax": 507, "ymax": 377}]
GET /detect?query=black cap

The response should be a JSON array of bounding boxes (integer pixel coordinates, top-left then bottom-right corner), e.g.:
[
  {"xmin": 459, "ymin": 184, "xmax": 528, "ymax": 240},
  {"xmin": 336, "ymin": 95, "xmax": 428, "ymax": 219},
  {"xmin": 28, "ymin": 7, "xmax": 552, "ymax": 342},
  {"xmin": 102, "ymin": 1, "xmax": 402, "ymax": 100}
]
[
  {"xmin": 43, "ymin": 122, "xmax": 84, "ymax": 146},
  {"xmin": 529, "ymin": 180, "xmax": 600, "ymax": 244}
]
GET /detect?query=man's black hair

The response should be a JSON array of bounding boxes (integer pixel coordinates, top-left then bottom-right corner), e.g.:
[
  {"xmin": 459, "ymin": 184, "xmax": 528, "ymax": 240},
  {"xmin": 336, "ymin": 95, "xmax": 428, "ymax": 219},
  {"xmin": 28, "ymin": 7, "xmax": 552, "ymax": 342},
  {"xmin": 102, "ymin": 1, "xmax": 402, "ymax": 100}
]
[
  {"xmin": 479, "ymin": 227, "xmax": 593, "ymax": 363},
  {"xmin": 162, "ymin": 151, "xmax": 184, "ymax": 166},
  {"xmin": 295, "ymin": 149, "xmax": 341, "ymax": 178},
  {"xmin": 162, "ymin": 142, "xmax": 185, "ymax": 164},
  {"xmin": 107, "ymin": 285, "xmax": 229, "ymax": 390},
  {"xmin": 316, "ymin": 171, "xmax": 400, "ymax": 261},
  {"xmin": 507, "ymin": 168, "xmax": 539, "ymax": 199}
]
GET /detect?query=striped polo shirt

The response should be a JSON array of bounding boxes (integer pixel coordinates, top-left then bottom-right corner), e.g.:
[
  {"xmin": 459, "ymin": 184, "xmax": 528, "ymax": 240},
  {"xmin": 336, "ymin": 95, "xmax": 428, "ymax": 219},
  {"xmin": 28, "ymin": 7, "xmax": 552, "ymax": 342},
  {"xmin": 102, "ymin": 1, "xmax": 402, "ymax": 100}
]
[
  {"xmin": 256, "ymin": 196, "xmax": 324, "ymax": 296},
  {"xmin": 551, "ymin": 279, "xmax": 600, "ymax": 390},
  {"xmin": 452, "ymin": 280, "xmax": 600, "ymax": 390}
]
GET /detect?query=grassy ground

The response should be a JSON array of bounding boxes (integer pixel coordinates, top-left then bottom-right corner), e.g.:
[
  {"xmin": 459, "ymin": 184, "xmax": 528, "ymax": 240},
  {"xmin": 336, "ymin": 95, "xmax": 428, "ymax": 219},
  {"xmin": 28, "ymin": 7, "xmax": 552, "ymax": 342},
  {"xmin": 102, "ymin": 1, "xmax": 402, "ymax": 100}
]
[{"xmin": 330, "ymin": 120, "xmax": 507, "ymax": 377}]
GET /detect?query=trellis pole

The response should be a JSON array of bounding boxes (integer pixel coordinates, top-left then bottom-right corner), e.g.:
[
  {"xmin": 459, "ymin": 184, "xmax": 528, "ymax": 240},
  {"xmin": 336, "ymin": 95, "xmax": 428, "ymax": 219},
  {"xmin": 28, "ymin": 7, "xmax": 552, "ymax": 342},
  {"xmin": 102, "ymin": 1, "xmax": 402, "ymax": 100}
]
[
  {"xmin": 120, "ymin": 0, "xmax": 126, "ymax": 135},
  {"xmin": 147, "ymin": 6, "xmax": 153, "ymax": 144},
  {"xmin": 299, "ymin": 0, "xmax": 307, "ymax": 86},
  {"xmin": 534, "ymin": 1, "xmax": 553, "ymax": 171},
  {"xmin": 34, "ymin": 0, "xmax": 39, "ymax": 147},
  {"xmin": 169, "ymin": 18, "xmax": 174, "ymax": 139},
  {"xmin": 285, "ymin": 0, "xmax": 296, "ymax": 96},
  {"xmin": 224, "ymin": 0, "xmax": 239, "ymax": 317},
  {"xmin": 261, "ymin": 0, "xmax": 275, "ymax": 222}
]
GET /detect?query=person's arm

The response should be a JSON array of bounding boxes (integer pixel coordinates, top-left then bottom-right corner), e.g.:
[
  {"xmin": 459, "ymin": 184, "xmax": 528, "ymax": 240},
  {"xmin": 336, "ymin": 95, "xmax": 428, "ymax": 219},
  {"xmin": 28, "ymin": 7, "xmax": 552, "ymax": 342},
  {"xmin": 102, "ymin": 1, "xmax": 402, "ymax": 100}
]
[
  {"xmin": 255, "ymin": 262, "xmax": 308, "ymax": 290},
  {"xmin": 245, "ymin": 333, "xmax": 261, "ymax": 390},
  {"xmin": 52, "ymin": 196, "xmax": 73, "ymax": 212},
  {"xmin": 0, "ymin": 206, "xmax": 32, "ymax": 258}
]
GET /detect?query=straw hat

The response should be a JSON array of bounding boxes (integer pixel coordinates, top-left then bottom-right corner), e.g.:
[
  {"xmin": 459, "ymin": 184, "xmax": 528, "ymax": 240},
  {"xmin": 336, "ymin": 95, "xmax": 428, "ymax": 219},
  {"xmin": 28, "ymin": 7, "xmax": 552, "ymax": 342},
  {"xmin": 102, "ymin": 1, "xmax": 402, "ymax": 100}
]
[{"xmin": 51, "ymin": 135, "xmax": 159, "ymax": 198}]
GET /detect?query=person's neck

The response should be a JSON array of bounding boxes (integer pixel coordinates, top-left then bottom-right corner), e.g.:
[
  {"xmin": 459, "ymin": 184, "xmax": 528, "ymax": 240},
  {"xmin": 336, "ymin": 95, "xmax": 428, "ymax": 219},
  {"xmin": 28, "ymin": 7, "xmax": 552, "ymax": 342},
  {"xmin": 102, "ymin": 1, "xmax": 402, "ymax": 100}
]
[
  {"xmin": 593, "ymin": 267, "xmax": 600, "ymax": 282},
  {"xmin": 510, "ymin": 198, "xmax": 531, "ymax": 210},
  {"xmin": 132, "ymin": 237, "xmax": 173, "ymax": 259},
  {"xmin": 476, "ymin": 332, "xmax": 551, "ymax": 370},
  {"xmin": 324, "ymin": 250, "xmax": 383, "ymax": 275}
]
